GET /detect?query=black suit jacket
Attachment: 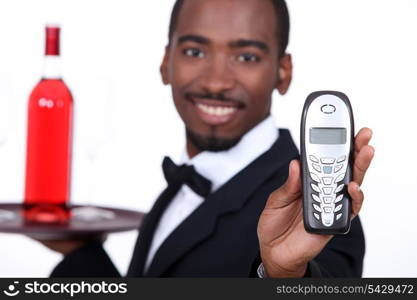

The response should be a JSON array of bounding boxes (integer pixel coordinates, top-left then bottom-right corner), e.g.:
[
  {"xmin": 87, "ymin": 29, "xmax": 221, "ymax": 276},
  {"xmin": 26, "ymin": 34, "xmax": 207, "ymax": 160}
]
[{"xmin": 51, "ymin": 129, "xmax": 365, "ymax": 277}]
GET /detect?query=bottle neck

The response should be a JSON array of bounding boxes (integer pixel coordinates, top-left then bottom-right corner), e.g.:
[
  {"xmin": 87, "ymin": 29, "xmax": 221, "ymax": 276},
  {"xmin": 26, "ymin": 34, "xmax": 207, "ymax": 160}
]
[{"xmin": 42, "ymin": 55, "xmax": 62, "ymax": 79}]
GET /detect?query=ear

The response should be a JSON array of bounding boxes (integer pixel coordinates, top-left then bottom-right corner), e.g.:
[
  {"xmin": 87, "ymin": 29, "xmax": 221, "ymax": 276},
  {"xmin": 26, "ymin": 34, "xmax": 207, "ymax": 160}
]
[
  {"xmin": 276, "ymin": 54, "xmax": 292, "ymax": 95},
  {"xmin": 160, "ymin": 46, "xmax": 170, "ymax": 85}
]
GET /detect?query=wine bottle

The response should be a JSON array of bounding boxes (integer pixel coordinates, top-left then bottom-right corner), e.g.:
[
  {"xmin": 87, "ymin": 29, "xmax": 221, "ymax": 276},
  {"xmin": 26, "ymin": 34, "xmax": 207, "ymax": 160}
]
[{"xmin": 24, "ymin": 25, "xmax": 73, "ymax": 223}]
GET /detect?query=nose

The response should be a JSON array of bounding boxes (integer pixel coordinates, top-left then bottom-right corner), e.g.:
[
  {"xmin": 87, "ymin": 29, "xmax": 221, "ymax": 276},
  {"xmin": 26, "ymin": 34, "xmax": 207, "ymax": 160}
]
[{"xmin": 200, "ymin": 55, "xmax": 236, "ymax": 94}]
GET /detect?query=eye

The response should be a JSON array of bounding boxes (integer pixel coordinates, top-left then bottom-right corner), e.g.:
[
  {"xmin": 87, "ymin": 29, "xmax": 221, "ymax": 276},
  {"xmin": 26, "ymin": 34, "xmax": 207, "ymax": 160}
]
[
  {"xmin": 237, "ymin": 53, "xmax": 260, "ymax": 63},
  {"xmin": 183, "ymin": 48, "xmax": 205, "ymax": 58}
]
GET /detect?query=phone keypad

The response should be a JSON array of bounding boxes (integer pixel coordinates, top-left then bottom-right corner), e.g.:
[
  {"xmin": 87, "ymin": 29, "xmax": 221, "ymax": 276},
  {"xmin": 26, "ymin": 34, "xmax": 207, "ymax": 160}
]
[
  {"xmin": 308, "ymin": 154, "xmax": 347, "ymax": 227},
  {"xmin": 311, "ymin": 184, "xmax": 321, "ymax": 193},
  {"xmin": 312, "ymin": 164, "xmax": 321, "ymax": 173},
  {"xmin": 334, "ymin": 204, "xmax": 343, "ymax": 213},
  {"xmin": 321, "ymin": 157, "xmax": 335, "ymax": 164},
  {"xmin": 322, "ymin": 187, "xmax": 332, "ymax": 195},
  {"xmin": 337, "ymin": 155, "xmax": 346, "ymax": 163},
  {"xmin": 312, "ymin": 194, "xmax": 321, "ymax": 203},
  {"xmin": 323, "ymin": 197, "xmax": 333, "ymax": 204},
  {"xmin": 310, "ymin": 155, "xmax": 319, "ymax": 163},
  {"xmin": 334, "ymin": 194, "xmax": 344, "ymax": 203},
  {"xmin": 335, "ymin": 173, "xmax": 345, "ymax": 183},
  {"xmin": 334, "ymin": 164, "xmax": 343, "ymax": 173},
  {"xmin": 335, "ymin": 184, "xmax": 344, "ymax": 193},
  {"xmin": 313, "ymin": 204, "xmax": 322, "ymax": 212},
  {"xmin": 310, "ymin": 173, "xmax": 320, "ymax": 183},
  {"xmin": 322, "ymin": 177, "xmax": 333, "ymax": 185},
  {"xmin": 323, "ymin": 166, "xmax": 333, "ymax": 174}
]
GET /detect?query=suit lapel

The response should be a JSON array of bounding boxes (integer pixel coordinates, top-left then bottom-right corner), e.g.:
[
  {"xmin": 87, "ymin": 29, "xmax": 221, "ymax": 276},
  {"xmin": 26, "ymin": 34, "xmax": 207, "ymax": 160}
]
[
  {"xmin": 127, "ymin": 183, "xmax": 180, "ymax": 277},
  {"xmin": 146, "ymin": 129, "xmax": 299, "ymax": 277}
]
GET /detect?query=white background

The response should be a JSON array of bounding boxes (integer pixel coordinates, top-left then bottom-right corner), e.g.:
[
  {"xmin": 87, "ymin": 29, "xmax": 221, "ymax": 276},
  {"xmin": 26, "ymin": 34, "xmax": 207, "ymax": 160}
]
[{"xmin": 0, "ymin": 0, "xmax": 416, "ymax": 277}]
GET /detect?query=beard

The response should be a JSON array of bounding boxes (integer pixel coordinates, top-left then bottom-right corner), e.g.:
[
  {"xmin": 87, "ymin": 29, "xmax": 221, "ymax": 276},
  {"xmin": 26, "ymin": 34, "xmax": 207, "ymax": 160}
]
[{"xmin": 186, "ymin": 128, "xmax": 243, "ymax": 152}]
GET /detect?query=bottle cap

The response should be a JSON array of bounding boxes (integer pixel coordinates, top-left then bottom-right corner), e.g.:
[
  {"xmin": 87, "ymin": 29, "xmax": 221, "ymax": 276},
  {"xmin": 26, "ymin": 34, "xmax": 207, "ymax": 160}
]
[{"xmin": 45, "ymin": 25, "xmax": 60, "ymax": 56}]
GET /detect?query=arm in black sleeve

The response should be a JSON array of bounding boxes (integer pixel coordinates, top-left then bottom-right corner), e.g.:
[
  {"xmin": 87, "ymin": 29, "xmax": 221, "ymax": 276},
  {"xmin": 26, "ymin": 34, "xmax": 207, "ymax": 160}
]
[
  {"xmin": 251, "ymin": 216, "xmax": 365, "ymax": 278},
  {"xmin": 306, "ymin": 216, "xmax": 365, "ymax": 277},
  {"xmin": 50, "ymin": 240, "xmax": 121, "ymax": 277}
]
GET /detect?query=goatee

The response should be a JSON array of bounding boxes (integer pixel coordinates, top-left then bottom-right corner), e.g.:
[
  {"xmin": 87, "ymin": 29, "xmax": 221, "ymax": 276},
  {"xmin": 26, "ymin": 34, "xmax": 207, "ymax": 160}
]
[{"xmin": 186, "ymin": 128, "xmax": 242, "ymax": 152}]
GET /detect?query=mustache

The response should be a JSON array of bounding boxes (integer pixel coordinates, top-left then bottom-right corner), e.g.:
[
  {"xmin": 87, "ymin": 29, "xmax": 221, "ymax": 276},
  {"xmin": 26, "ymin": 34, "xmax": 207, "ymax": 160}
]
[{"xmin": 185, "ymin": 92, "xmax": 245, "ymax": 107}]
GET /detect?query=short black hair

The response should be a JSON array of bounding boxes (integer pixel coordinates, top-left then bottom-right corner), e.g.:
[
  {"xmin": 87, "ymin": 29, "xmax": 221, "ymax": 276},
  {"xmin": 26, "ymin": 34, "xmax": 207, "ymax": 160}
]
[{"xmin": 167, "ymin": 0, "xmax": 290, "ymax": 57}]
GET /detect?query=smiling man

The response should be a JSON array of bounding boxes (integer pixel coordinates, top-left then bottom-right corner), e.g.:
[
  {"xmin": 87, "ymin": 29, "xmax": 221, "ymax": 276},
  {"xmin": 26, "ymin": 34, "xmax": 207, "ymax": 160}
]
[
  {"xmin": 164, "ymin": 0, "xmax": 292, "ymax": 158},
  {"xmin": 47, "ymin": 0, "xmax": 374, "ymax": 278}
]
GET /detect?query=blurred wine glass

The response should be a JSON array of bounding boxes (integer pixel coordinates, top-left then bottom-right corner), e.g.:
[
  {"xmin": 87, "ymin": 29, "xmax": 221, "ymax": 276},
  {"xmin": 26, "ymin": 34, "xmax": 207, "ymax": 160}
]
[
  {"xmin": 0, "ymin": 75, "xmax": 15, "ymax": 221},
  {"xmin": 71, "ymin": 77, "xmax": 116, "ymax": 221},
  {"xmin": 0, "ymin": 75, "xmax": 11, "ymax": 147}
]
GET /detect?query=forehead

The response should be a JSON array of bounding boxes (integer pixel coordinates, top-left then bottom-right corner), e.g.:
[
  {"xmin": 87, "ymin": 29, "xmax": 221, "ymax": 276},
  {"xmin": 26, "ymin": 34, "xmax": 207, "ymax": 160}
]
[{"xmin": 174, "ymin": 0, "xmax": 279, "ymax": 46}]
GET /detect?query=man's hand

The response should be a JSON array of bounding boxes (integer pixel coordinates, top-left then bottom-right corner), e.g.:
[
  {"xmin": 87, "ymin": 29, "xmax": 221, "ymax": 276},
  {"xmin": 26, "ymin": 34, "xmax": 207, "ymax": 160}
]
[
  {"xmin": 34, "ymin": 235, "xmax": 106, "ymax": 255},
  {"xmin": 257, "ymin": 128, "xmax": 374, "ymax": 277}
]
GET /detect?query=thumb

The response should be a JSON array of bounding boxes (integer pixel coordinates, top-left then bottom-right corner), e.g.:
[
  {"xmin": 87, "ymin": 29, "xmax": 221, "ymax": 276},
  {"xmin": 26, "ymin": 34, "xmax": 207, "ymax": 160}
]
[{"xmin": 265, "ymin": 160, "xmax": 302, "ymax": 209}]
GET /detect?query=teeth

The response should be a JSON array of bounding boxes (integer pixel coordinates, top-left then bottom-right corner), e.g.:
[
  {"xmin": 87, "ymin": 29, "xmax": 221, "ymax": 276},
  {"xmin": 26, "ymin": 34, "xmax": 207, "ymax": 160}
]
[{"xmin": 197, "ymin": 103, "xmax": 237, "ymax": 116}]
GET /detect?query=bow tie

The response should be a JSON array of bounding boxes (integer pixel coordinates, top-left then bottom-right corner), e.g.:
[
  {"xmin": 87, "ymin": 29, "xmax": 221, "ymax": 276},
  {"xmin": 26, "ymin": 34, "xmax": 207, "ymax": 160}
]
[{"xmin": 162, "ymin": 156, "xmax": 212, "ymax": 197}]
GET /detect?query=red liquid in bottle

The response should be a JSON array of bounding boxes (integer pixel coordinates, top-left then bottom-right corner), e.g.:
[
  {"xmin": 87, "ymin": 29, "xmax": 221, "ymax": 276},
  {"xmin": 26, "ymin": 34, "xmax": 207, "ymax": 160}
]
[{"xmin": 24, "ymin": 26, "xmax": 73, "ymax": 223}]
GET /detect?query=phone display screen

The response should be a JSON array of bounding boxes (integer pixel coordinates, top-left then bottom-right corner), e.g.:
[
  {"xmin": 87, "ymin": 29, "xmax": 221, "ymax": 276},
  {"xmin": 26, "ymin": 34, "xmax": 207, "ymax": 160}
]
[{"xmin": 310, "ymin": 128, "xmax": 347, "ymax": 145}]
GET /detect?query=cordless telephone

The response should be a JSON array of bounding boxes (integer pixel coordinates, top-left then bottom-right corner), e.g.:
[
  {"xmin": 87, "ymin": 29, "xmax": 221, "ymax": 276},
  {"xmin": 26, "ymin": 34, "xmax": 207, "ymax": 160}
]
[{"xmin": 301, "ymin": 91, "xmax": 354, "ymax": 234}]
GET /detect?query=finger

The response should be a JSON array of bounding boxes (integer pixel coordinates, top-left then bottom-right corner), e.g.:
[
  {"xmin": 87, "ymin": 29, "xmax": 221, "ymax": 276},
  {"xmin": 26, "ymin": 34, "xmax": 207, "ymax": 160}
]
[
  {"xmin": 353, "ymin": 145, "xmax": 375, "ymax": 185},
  {"xmin": 283, "ymin": 160, "xmax": 302, "ymax": 196},
  {"xmin": 354, "ymin": 128, "xmax": 373, "ymax": 154},
  {"xmin": 265, "ymin": 160, "xmax": 302, "ymax": 209},
  {"xmin": 348, "ymin": 182, "xmax": 364, "ymax": 219}
]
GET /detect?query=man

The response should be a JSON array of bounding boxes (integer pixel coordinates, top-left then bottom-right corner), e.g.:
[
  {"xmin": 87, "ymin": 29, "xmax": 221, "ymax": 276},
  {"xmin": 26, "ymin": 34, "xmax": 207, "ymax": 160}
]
[{"xmin": 46, "ymin": 0, "xmax": 374, "ymax": 277}]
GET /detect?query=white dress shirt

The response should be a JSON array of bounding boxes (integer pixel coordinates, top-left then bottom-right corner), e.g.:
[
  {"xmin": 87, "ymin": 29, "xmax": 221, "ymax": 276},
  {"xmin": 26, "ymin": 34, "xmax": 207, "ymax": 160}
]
[{"xmin": 144, "ymin": 115, "xmax": 279, "ymax": 272}]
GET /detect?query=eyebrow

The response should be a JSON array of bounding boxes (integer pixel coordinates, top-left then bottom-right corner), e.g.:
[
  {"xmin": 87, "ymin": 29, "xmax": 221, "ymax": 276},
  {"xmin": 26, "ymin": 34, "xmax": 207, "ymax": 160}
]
[
  {"xmin": 177, "ymin": 35, "xmax": 270, "ymax": 53},
  {"xmin": 229, "ymin": 39, "xmax": 269, "ymax": 53},
  {"xmin": 178, "ymin": 34, "xmax": 210, "ymax": 45}
]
